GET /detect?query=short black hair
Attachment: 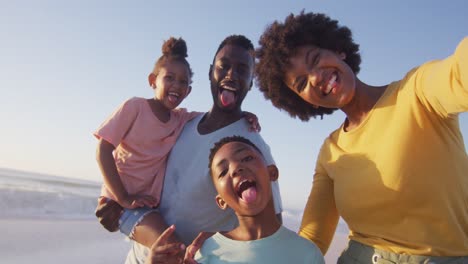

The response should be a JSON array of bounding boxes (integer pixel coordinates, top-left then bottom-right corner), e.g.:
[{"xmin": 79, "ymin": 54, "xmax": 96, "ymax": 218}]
[
  {"xmin": 213, "ymin": 35, "xmax": 255, "ymax": 63},
  {"xmin": 255, "ymin": 11, "xmax": 361, "ymax": 121},
  {"xmin": 208, "ymin": 136, "xmax": 263, "ymax": 176}
]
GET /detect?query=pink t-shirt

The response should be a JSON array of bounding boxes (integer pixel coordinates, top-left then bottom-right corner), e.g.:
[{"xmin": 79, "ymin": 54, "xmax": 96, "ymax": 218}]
[{"xmin": 94, "ymin": 97, "xmax": 200, "ymax": 205}]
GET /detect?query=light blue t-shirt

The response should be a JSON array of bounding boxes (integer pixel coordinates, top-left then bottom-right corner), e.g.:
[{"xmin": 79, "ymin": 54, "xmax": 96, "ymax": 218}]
[
  {"xmin": 125, "ymin": 114, "xmax": 283, "ymax": 264},
  {"xmin": 195, "ymin": 226, "xmax": 325, "ymax": 264}
]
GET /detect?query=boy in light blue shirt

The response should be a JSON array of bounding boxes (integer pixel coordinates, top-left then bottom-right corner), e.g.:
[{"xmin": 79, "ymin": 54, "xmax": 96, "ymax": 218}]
[{"xmin": 195, "ymin": 136, "xmax": 324, "ymax": 264}]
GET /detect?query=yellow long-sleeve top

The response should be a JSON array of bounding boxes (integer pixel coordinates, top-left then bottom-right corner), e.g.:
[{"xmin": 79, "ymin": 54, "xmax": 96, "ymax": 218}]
[{"xmin": 299, "ymin": 37, "xmax": 468, "ymax": 256}]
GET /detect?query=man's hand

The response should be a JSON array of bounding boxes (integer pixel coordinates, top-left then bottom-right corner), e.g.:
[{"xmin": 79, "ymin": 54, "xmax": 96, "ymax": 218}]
[
  {"xmin": 146, "ymin": 225, "xmax": 186, "ymax": 264},
  {"xmin": 95, "ymin": 198, "xmax": 123, "ymax": 232},
  {"xmin": 183, "ymin": 231, "xmax": 214, "ymax": 264},
  {"xmin": 243, "ymin": 111, "xmax": 261, "ymax": 132}
]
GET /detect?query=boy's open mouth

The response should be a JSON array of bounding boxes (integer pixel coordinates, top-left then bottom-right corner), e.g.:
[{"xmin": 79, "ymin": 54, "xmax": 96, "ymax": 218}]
[{"xmin": 237, "ymin": 180, "xmax": 257, "ymax": 203}]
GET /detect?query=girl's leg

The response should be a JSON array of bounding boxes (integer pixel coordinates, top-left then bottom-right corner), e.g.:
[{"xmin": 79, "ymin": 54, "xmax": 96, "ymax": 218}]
[{"xmin": 132, "ymin": 211, "xmax": 180, "ymax": 248}]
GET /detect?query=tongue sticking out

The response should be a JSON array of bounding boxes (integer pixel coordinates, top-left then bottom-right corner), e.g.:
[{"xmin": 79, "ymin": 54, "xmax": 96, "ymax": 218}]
[
  {"xmin": 220, "ymin": 90, "xmax": 235, "ymax": 106},
  {"xmin": 168, "ymin": 95, "xmax": 178, "ymax": 104},
  {"xmin": 241, "ymin": 186, "xmax": 257, "ymax": 203}
]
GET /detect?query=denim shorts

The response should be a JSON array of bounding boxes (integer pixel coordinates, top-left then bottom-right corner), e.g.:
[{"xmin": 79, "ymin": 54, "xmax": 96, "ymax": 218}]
[{"xmin": 119, "ymin": 206, "xmax": 159, "ymax": 238}]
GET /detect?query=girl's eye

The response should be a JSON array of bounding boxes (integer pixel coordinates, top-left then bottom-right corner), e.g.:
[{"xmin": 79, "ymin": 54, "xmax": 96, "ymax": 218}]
[{"xmin": 179, "ymin": 79, "xmax": 188, "ymax": 86}]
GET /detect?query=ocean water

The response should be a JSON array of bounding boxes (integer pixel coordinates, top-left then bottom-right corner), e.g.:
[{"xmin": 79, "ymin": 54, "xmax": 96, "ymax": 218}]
[
  {"xmin": 0, "ymin": 168, "xmax": 101, "ymax": 219},
  {"xmin": 0, "ymin": 167, "xmax": 349, "ymax": 235}
]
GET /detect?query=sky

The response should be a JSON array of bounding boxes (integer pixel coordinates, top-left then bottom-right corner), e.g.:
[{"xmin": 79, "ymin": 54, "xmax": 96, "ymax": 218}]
[{"xmin": 1, "ymin": 0, "xmax": 467, "ymax": 211}]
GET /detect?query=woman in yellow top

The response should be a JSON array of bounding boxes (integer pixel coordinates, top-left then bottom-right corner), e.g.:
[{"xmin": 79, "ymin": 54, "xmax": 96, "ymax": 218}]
[{"xmin": 255, "ymin": 11, "xmax": 468, "ymax": 264}]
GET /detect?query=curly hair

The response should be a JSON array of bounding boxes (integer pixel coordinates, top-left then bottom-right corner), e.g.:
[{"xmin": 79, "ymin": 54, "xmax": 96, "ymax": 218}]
[
  {"xmin": 152, "ymin": 37, "xmax": 194, "ymax": 84},
  {"xmin": 213, "ymin": 35, "xmax": 255, "ymax": 63},
  {"xmin": 255, "ymin": 11, "xmax": 361, "ymax": 121},
  {"xmin": 208, "ymin": 136, "xmax": 263, "ymax": 177}
]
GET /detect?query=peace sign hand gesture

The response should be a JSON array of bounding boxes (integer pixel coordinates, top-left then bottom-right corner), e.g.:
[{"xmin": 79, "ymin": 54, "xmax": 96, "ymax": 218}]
[{"xmin": 145, "ymin": 225, "xmax": 186, "ymax": 264}]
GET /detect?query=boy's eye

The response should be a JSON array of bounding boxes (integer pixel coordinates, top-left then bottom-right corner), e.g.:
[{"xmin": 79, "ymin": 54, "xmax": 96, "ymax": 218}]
[
  {"xmin": 218, "ymin": 169, "xmax": 228, "ymax": 178},
  {"xmin": 241, "ymin": 155, "xmax": 253, "ymax": 162},
  {"xmin": 312, "ymin": 52, "xmax": 320, "ymax": 66}
]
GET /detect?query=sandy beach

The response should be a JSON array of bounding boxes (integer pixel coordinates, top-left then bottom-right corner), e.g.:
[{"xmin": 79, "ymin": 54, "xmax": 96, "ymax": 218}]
[
  {"xmin": 0, "ymin": 218, "xmax": 348, "ymax": 263},
  {"xmin": 0, "ymin": 218, "xmax": 129, "ymax": 264}
]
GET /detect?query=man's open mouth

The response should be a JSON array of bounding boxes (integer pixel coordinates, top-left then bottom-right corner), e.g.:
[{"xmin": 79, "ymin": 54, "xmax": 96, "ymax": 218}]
[{"xmin": 219, "ymin": 85, "xmax": 237, "ymax": 106}]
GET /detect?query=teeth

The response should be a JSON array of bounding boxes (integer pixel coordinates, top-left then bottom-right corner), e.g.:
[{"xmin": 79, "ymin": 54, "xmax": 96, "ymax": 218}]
[
  {"xmin": 236, "ymin": 179, "xmax": 249, "ymax": 191},
  {"xmin": 169, "ymin": 92, "xmax": 180, "ymax": 97},
  {"xmin": 237, "ymin": 180, "xmax": 248, "ymax": 190},
  {"xmin": 237, "ymin": 179, "xmax": 255, "ymax": 197},
  {"xmin": 223, "ymin": 86, "xmax": 236, "ymax": 92},
  {"xmin": 325, "ymin": 74, "xmax": 337, "ymax": 94}
]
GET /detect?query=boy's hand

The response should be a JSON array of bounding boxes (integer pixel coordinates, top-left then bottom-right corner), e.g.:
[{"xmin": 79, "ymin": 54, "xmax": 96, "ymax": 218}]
[
  {"xmin": 95, "ymin": 198, "xmax": 123, "ymax": 232},
  {"xmin": 183, "ymin": 231, "xmax": 214, "ymax": 264},
  {"xmin": 243, "ymin": 111, "xmax": 261, "ymax": 132},
  {"xmin": 119, "ymin": 194, "xmax": 158, "ymax": 209},
  {"xmin": 146, "ymin": 225, "xmax": 186, "ymax": 264}
]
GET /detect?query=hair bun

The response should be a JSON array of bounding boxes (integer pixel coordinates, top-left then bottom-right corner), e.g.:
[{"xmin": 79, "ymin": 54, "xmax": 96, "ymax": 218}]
[{"xmin": 162, "ymin": 37, "xmax": 188, "ymax": 58}]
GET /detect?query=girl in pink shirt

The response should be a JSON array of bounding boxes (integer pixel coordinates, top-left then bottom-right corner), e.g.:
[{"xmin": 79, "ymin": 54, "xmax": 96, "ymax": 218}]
[
  {"xmin": 94, "ymin": 37, "xmax": 259, "ymax": 249},
  {"xmin": 94, "ymin": 37, "xmax": 197, "ymax": 247}
]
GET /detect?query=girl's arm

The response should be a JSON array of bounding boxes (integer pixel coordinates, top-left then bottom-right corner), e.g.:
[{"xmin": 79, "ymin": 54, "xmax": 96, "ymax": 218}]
[
  {"xmin": 96, "ymin": 138, "xmax": 156, "ymax": 208},
  {"xmin": 96, "ymin": 139, "xmax": 129, "ymax": 204}
]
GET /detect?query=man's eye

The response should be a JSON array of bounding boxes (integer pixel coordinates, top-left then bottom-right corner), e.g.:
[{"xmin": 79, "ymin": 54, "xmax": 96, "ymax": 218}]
[
  {"xmin": 237, "ymin": 66, "xmax": 248, "ymax": 76},
  {"xmin": 164, "ymin": 75, "xmax": 174, "ymax": 81},
  {"xmin": 218, "ymin": 63, "xmax": 228, "ymax": 70}
]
